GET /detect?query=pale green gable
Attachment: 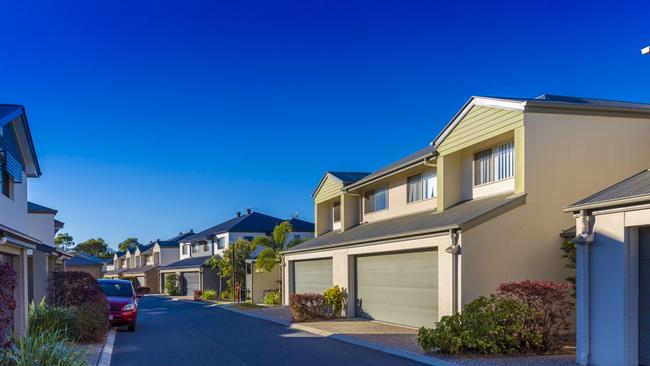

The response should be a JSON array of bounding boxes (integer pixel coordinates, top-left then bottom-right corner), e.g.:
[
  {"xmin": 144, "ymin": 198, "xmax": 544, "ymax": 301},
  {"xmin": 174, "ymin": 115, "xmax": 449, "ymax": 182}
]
[{"xmin": 314, "ymin": 175, "xmax": 343, "ymax": 204}]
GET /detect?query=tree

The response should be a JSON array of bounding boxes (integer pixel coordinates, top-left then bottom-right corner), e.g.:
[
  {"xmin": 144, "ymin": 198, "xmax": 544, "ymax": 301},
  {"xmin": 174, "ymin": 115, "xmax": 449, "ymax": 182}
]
[
  {"xmin": 54, "ymin": 232, "xmax": 74, "ymax": 251},
  {"xmin": 253, "ymin": 221, "xmax": 307, "ymax": 293},
  {"xmin": 205, "ymin": 238, "xmax": 257, "ymax": 298},
  {"xmin": 75, "ymin": 238, "xmax": 113, "ymax": 259},
  {"xmin": 117, "ymin": 237, "xmax": 139, "ymax": 253}
]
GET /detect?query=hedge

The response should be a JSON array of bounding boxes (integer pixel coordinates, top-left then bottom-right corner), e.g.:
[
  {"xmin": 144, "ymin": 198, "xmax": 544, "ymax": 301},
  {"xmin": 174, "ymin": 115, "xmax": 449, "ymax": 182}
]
[{"xmin": 0, "ymin": 261, "xmax": 17, "ymax": 349}]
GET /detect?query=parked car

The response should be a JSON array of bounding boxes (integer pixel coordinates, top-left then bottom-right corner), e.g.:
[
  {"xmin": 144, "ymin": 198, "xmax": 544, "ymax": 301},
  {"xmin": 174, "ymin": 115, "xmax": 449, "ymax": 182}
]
[{"xmin": 98, "ymin": 278, "xmax": 140, "ymax": 331}]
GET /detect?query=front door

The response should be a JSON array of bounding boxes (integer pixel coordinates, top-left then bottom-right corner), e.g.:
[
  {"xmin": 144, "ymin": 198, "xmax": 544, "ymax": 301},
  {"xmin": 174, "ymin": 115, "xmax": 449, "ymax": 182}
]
[{"xmin": 639, "ymin": 227, "xmax": 650, "ymax": 365}]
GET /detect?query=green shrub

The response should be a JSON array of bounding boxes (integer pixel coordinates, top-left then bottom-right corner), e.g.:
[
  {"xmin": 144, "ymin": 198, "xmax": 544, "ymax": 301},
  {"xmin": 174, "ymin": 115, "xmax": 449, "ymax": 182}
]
[
  {"xmin": 263, "ymin": 291, "xmax": 281, "ymax": 305},
  {"xmin": 201, "ymin": 290, "xmax": 217, "ymax": 301},
  {"xmin": 28, "ymin": 299, "xmax": 75, "ymax": 340},
  {"xmin": 3, "ymin": 328, "xmax": 85, "ymax": 366},
  {"xmin": 70, "ymin": 302, "xmax": 109, "ymax": 343},
  {"xmin": 323, "ymin": 286, "xmax": 345, "ymax": 317},
  {"xmin": 165, "ymin": 274, "xmax": 179, "ymax": 296},
  {"xmin": 417, "ymin": 295, "xmax": 541, "ymax": 355},
  {"xmin": 220, "ymin": 290, "xmax": 231, "ymax": 301}
]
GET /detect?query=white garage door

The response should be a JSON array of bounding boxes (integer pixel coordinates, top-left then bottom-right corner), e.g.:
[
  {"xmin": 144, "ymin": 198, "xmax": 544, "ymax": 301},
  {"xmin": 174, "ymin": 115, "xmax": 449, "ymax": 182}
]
[
  {"xmin": 355, "ymin": 249, "xmax": 438, "ymax": 328},
  {"xmin": 293, "ymin": 258, "xmax": 333, "ymax": 294}
]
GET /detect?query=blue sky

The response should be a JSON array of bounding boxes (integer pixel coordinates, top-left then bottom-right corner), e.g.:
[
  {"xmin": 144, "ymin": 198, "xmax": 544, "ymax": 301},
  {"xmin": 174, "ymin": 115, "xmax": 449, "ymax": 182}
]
[{"xmin": 1, "ymin": 0, "xmax": 648, "ymax": 249}]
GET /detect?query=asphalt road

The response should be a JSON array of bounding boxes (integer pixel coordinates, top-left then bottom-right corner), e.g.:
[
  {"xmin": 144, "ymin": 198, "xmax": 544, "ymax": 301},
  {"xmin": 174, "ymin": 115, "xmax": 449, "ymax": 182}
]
[{"xmin": 110, "ymin": 296, "xmax": 424, "ymax": 366}]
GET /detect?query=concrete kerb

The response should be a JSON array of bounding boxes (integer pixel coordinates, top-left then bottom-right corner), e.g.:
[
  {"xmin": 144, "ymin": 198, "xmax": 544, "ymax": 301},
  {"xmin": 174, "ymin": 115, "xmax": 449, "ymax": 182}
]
[
  {"xmin": 219, "ymin": 305, "xmax": 461, "ymax": 366},
  {"xmin": 96, "ymin": 328, "xmax": 116, "ymax": 366}
]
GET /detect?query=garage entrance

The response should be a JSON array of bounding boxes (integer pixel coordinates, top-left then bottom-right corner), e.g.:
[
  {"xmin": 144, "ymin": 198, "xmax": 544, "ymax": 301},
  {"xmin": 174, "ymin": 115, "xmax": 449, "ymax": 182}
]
[
  {"xmin": 292, "ymin": 258, "xmax": 333, "ymax": 294},
  {"xmin": 181, "ymin": 272, "xmax": 200, "ymax": 295},
  {"xmin": 355, "ymin": 249, "xmax": 438, "ymax": 328}
]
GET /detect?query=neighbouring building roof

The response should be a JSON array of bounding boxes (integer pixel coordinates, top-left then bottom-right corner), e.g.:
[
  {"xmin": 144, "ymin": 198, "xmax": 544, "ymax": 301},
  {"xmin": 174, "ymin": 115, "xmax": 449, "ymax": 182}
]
[
  {"xmin": 66, "ymin": 252, "xmax": 106, "ymax": 267},
  {"xmin": 123, "ymin": 265, "xmax": 157, "ymax": 275},
  {"xmin": 565, "ymin": 169, "xmax": 650, "ymax": 211},
  {"xmin": 344, "ymin": 145, "xmax": 436, "ymax": 190},
  {"xmin": 159, "ymin": 256, "xmax": 214, "ymax": 270},
  {"xmin": 287, "ymin": 218, "xmax": 315, "ymax": 233},
  {"xmin": 166, "ymin": 231, "xmax": 195, "ymax": 242},
  {"xmin": 27, "ymin": 201, "xmax": 58, "ymax": 214},
  {"xmin": 35, "ymin": 243, "xmax": 56, "ymax": 255},
  {"xmin": 152, "ymin": 231, "xmax": 195, "ymax": 249},
  {"xmin": 104, "ymin": 267, "xmax": 127, "ymax": 276},
  {"xmin": 54, "ymin": 219, "xmax": 65, "ymax": 230},
  {"xmin": 183, "ymin": 212, "xmax": 308, "ymax": 243},
  {"xmin": 115, "ymin": 250, "xmax": 126, "ymax": 258},
  {"xmin": 137, "ymin": 242, "xmax": 155, "ymax": 254},
  {"xmin": 284, "ymin": 193, "xmax": 526, "ymax": 254},
  {"xmin": 0, "ymin": 104, "xmax": 41, "ymax": 177}
]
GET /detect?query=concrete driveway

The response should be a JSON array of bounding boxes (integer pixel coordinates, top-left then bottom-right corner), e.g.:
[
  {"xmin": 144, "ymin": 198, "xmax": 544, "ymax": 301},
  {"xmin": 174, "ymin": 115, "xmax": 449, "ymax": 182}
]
[{"xmin": 110, "ymin": 296, "xmax": 425, "ymax": 366}]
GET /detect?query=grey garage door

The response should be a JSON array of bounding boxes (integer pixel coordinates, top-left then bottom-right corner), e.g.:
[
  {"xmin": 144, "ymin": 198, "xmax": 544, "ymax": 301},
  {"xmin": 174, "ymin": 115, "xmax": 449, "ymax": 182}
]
[
  {"xmin": 293, "ymin": 258, "xmax": 333, "ymax": 294},
  {"xmin": 181, "ymin": 272, "xmax": 200, "ymax": 295},
  {"xmin": 355, "ymin": 249, "xmax": 438, "ymax": 328}
]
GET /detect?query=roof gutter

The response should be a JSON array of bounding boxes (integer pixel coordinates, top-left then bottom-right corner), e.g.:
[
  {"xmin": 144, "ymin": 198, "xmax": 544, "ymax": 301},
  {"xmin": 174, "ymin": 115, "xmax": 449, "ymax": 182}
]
[
  {"xmin": 564, "ymin": 194, "xmax": 650, "ymax": 213},
  {"xmin": 344, "ymin": 151, "xmax": 437, "ymax": 192}
]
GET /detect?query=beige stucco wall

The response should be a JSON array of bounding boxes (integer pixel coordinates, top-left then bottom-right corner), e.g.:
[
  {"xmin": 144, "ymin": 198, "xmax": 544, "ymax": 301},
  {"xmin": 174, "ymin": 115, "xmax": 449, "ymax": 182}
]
[
  {"xmin": 283, "ymin": 233, "xmax": 454, "ymax": 319},
  {"xmin": 250, "ymin": 266, "xmax": 280, "ymax": 303}
]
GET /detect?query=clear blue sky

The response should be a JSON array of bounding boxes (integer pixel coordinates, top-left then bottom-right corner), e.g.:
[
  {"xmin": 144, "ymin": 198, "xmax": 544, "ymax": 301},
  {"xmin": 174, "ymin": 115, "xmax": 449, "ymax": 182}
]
[{"xmin": 1, "ymin": 0, "xmax": 648, "ymax": 249}]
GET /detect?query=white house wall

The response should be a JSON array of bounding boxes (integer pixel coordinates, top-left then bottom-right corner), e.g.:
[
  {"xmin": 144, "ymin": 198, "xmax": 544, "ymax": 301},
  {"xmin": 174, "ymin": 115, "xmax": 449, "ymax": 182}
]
[
  {"xmin": 27, "ymin": 213, "xmax": 55, "ymax": 247},
  {"xmin": 0, "ymin": 172, "xmax": 28, "ymax": 233}
]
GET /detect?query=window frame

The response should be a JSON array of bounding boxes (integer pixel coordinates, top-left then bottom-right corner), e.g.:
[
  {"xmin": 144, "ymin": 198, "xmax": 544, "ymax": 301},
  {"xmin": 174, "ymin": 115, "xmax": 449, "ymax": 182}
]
[
  {"xmin": 216, "ymin": 237, "xmax": 225, "ymax": 250},
  {"xmin": 332, "ymin": 201, "xmax": 341, "ymax": 223},
  {"xmin": 473, "ymin": 141, "xmax": 515, "ymax": 187},
  {"xmin": 407, "ymin": 171, "xmax": 437, "ymax": 204},
  {"xmin": 364, "ymin": 186, "xmax": 389, "ymax": 214}
]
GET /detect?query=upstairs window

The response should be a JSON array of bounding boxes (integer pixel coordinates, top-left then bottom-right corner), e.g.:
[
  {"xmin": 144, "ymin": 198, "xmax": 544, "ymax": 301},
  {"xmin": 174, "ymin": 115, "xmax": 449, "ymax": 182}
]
[
  {"xmin": 191, "ymin": 244, "xmax": 198, "ymax": 253},
  {"xmin": 474, "ymin": 141, "xmax": 514, "ymax": 186},
  {"xmin": 203, "ymin": 241, "xmax": 209, "ymax": 251},
  {"xmin": 216, "ymin": 237, "xmax": 225, "ymax": 250},
  {"xmin": 0, "ymin": 155, "xmax": 13, "ymax": 199},
  {"xmin": 364, "ymin": 187, "xmax": 388, "ymax": 213},
  {"xmin": 182, "ymin": 244, "xmax": 188, "ymax": 255},
  {"xmin": 407, "ymin": 171, "xmax": 437, "ymax": 203},
  {"xmin": 332, "ymin": 201, "xmax": 341, "ymax": 223}
]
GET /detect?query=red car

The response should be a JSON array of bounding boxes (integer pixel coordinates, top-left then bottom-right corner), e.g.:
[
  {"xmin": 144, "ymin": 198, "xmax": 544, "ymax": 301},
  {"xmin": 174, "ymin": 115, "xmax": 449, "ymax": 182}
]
[{"xmin": 98, "ymin": 279, "xmax": 140, "ymax": 331}]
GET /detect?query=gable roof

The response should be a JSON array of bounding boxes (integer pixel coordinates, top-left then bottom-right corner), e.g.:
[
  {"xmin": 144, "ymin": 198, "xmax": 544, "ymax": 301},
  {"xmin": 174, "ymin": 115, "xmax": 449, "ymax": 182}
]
[
  {"xmin": 288, "ymin": 218, "xmax": 315, "ymax": 233},
  {"xmin": 159, "ymin": 256, "xmax": 213, "ymax": 270},
  {"xmin": 565, "ymin": 169, "xmax": 650, "ymax": 212},
  {"xmin": 285, "ymin": 193, "xmax": 525, "ymax": 254},
  {"xmin": 312, "ymin": 171, "xmax": 370, "ymax": 198},
  {"xmin": 0, "ymin": 104, "xmax": 41, "ymax": 177},
  {"xmin": 182, "ymin": 212, "xmax": 303, "ymax": 243},
  {"xmin": 66, "ymin": 252, "xmax": 108, "ymax": 267},
  {"xmin": 27, "ymin": 201, "xmax": 58, "ymax": 214}
]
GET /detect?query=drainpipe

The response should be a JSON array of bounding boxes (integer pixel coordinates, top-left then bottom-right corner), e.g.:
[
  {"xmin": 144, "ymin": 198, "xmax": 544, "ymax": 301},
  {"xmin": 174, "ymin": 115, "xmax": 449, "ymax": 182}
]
[
  {"xmin": 445, "ymin": 229, "xmax": 461, "ymax": 315},
  {"xmin": 574, "ymin": 210, "xmax": 594, "ymax": 366}
]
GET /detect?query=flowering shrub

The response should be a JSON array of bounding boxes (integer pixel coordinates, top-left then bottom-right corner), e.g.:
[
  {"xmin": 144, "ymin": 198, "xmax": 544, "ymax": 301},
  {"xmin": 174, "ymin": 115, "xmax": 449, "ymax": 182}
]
[
  {"xmin": 0, "ymin": 261, "xmax": 17, "ymax": 349},
  {"xmin": 497, "ymin": 280, "xmax": 574, "ymax": 350},
  {"xmin": 289, "ymin": 293, "xmax": 331, "ymax": 322},
  {"xmin": 48, "ymin": 272, "xmax": 105, "ymax": 307},
  {"xmin": 193, "ymin": 290, "xmax": 203, "ymax": 301}
]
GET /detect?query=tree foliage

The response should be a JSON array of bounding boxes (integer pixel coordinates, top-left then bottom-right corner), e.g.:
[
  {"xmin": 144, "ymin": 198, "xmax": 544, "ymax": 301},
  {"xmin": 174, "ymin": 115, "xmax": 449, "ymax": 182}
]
[
  {"xmin": 74, "ymin": 238, "xmax": 113, "ymax": 259},
  {"xmin": 560, "ymin": 239, "xmax": 576, "ymax": 296},
  {"xmin": 54, "ymin": 232, "xmax": 74, "ymax": 251},
  {"xmin": 117, "ymin": 237, "xmax": 139, "ymax": 253},
  {"xmin": 205, "ymin": 239, "xmax": 256, "ymax": 293},
  {"xmin": 253, "ymin": 221, "xmax": 294, "ymax": 273}
]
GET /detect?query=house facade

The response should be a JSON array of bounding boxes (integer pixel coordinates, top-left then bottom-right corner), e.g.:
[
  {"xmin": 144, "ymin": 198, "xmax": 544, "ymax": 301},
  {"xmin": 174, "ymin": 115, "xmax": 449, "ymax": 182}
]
[
  {"xmin": 27, "ymin": 202, "xmax": 69, "ymax": 303},
  {"xmin": 283, "ymin": 94, "xmax": 650, "ymax": 328},
  {"xmin": 160, "ymin": 211, "xmax": 313, "ymax": 297},
  {"xmin": 0, "ymin": 104, "xmax": 43, "ymax": 337},
  {"xmin": 566, "ymin": 170, "xmax": 650, "ymax": 366}
]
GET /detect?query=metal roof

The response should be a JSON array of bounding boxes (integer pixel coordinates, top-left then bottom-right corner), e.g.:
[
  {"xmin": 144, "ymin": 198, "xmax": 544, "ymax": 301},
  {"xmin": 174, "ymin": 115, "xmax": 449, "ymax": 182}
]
[
  {"xmin": 122, "ymin": 265, "xmax": 157, "ymax": 275},
  {"xmin": 328, "ymin": 172, "xmax": 371, "ymax": 184},
  {"xmin": 285, "ymin": 193, "xmax": 525, "ymax": 254},
  {"xmin": 66, "ymin": 253, "xmax": 106, "ymax": 267},
  {"xmin": 566, "ymin": 169, "xmax": 650, "ymax": 211},
  {"xmin": 0, "ymin": 104, "xmax": 41, "ymax": 177},
  {"xmin": 27, "ymin": 201, "xmax": 58, "ymax": 214},
  {"xmin": 159, "ymin": 256, "xmax": 213, "ymax": 270},
  {"xmin": 287, "ymin": 218, "xmax": 315, "ymax": 233},
  {"xmin": 344, "ymin": 145, "xmax": 436, "ymax": 190}
]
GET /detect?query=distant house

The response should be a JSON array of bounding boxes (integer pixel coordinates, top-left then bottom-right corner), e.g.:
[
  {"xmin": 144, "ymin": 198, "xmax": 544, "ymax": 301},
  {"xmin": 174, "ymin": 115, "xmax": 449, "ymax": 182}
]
[
  {"xmin": 103, "ymin": 250, "xmax": 128, "ymax": 278},
  {"xmin": 160, "ymin": 210, "xmax": 313, "ymax": 297},
  {"xmin": 27, "ymin": 201, "xmax": 70, "ymax": 303},
  {"xmin": 0, "ymin": 104, "xmax": 45, "ymax": 337},
  {"xmin": 65, "ymin": 252, "xmax": 108, "ymax": 279}
]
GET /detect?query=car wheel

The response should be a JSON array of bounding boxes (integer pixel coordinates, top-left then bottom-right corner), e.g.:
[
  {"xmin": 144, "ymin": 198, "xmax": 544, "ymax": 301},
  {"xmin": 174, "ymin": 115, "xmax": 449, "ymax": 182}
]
[{"xmin": 128, "ymin": 323, "xmax": 136, "ymax": 332}]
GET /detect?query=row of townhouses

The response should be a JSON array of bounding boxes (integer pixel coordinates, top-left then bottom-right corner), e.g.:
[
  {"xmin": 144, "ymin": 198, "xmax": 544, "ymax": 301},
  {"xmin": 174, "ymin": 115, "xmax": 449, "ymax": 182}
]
[{"xmin": 103, "ymin": 210, "xmax": 314, "ymax": 302}]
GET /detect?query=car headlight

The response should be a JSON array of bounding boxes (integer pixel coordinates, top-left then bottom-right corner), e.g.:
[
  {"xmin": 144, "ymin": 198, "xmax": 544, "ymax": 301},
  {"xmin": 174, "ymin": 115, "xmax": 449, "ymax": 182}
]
[{"xmin": 123, "ymin": 303, "xmax": 136, "ymax": 311}]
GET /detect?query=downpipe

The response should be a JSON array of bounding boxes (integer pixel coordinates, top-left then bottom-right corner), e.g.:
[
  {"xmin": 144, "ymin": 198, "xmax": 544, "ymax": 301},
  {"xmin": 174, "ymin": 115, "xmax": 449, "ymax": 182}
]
[
  {"xmin": 446, "ymin": 229, "xmax": 461, "ymax": 315},
  {"xmin": 574, "ymin": 210, "xmax": 594, "ymax": 366}
]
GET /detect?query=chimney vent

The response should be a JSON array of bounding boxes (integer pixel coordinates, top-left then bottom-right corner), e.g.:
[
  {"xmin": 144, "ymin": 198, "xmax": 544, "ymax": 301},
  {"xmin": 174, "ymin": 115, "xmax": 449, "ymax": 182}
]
[
  {"xmin": 246, "ymin": 208, "xmax": 252, "ymax": 215},
  {"xmin": 237, "ymin": 212, "xmax": 241, "ymax": 217}
]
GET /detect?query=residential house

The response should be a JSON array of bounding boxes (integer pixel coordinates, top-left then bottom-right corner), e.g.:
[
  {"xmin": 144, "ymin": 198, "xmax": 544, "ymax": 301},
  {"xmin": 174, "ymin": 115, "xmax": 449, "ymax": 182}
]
[
  {"xmin": 103, "ymin": 250, "xmax": 128, "ymax": 278},
  {"xmin": 565, "ymin": 169, "xmax": 650, "ymax": 366},
  {"xmin": 160, "ymin": 210, "xmax": 313, "ymax": 297},
  {"xmin": 26, "ymin": 201, "xmax": 70, "ymax": 303},
  {"xmin": 283, "ymin": 94, "xmax": 650, "ymax": 328},
  {"xmin": 119, "ymin": 231, "xmax": 193, "ymax": 293},
  {"xmin": 0, "ymin": 104, "xmax": 43, "ymax": 337},
  {"xmin": 65, "ymin": 252, "xmax": 107, "ymax": 279}
]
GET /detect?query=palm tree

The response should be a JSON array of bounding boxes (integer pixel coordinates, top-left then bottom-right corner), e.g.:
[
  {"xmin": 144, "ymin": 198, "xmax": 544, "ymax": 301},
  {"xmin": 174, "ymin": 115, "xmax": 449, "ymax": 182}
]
[{"xmin": 252, "ymin": 221, "xmax": 303, "ymax": 293}]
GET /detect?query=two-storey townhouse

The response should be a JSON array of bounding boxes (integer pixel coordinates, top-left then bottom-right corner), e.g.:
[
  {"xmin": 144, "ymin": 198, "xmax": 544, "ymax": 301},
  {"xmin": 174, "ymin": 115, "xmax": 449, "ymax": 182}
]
[
  {"xmin": 120, "ymin": 230, "xmax": 194, "ymax": 293},
  {"xmin": 104, "ymin": 250, "xmax": 128, "ymax": 278},
  {"xmin": 160, "ymin": 210, "xmax": 314, "ymax": 297},
  {"xmin": 283, "ymin": 94, "xmax": 650, "ymax": 329},
  {"xmin": 0, "ymin": 104, "xmax": 43, "ymax": 337},
  {"xmin": 26, "ymin": 202, "xmax": 70, "ymax": 303}
]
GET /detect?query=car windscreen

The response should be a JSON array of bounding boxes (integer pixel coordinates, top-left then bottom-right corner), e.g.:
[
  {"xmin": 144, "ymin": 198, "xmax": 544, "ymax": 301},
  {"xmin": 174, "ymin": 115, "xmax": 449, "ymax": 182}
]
[{"xmin": 98, "ymin": 282, "xmax": 133, "ymax": 297}]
